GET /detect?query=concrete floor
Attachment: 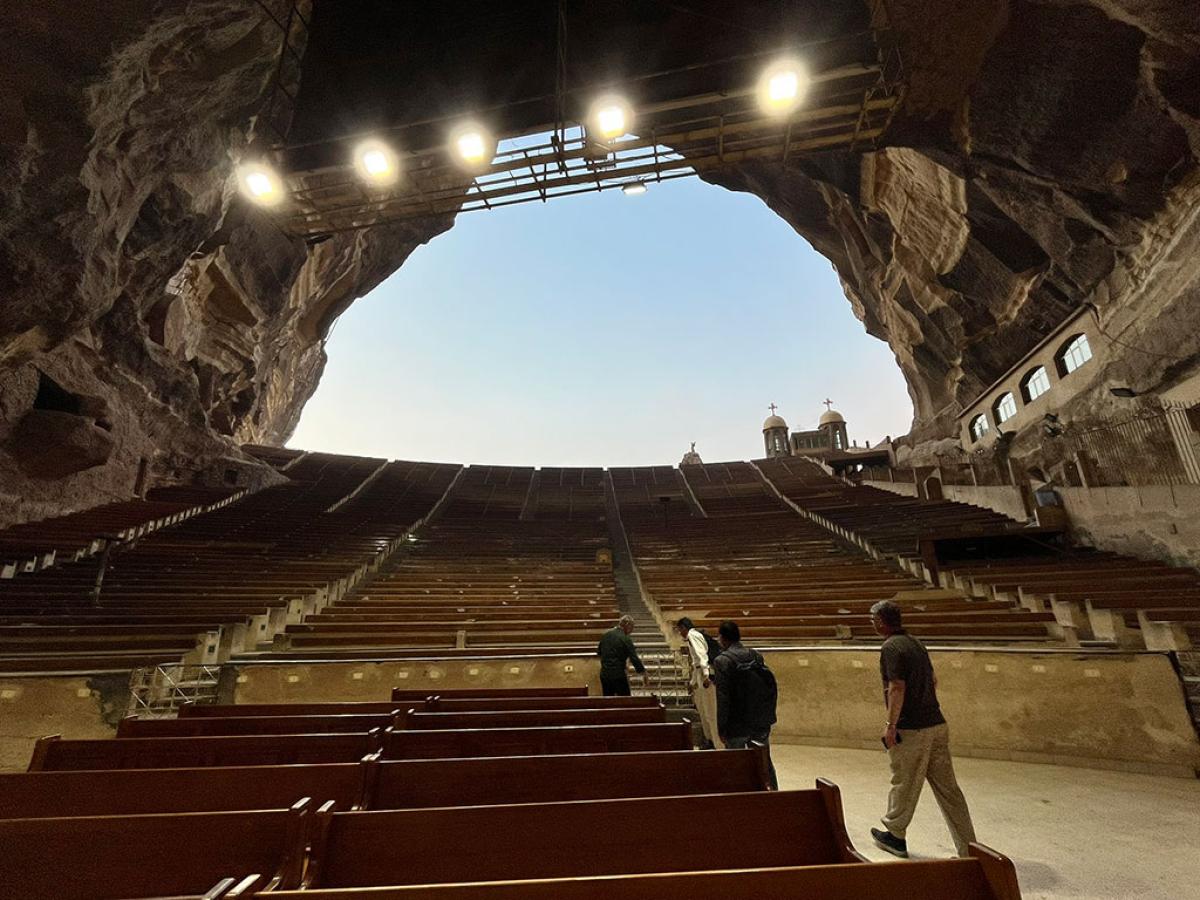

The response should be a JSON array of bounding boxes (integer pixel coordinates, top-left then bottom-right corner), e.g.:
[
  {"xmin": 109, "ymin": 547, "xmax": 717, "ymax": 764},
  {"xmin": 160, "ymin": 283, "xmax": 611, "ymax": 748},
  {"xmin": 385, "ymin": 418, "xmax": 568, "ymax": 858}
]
[{"xmin": 773, "ymin": 743, "xmax": 1200, "ymax": 900}]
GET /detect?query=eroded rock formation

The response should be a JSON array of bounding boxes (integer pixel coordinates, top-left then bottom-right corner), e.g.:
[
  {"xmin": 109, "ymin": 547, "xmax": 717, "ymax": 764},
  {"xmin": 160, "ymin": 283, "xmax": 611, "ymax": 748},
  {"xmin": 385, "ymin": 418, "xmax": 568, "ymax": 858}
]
[{"xmin": 1, "ymin": 0, "xmax": 1198, "ymax": 523}]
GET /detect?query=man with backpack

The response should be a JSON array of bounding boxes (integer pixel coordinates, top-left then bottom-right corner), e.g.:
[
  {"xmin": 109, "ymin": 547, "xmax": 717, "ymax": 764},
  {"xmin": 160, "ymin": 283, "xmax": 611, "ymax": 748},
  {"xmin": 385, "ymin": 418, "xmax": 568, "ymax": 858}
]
[
  {"xmin": 675, "ymin": 617, "xmax": 724, "ymax": 749},
  {"xmin": 712, "ymin": 619, "xmax": 779, "ymax": 789}
]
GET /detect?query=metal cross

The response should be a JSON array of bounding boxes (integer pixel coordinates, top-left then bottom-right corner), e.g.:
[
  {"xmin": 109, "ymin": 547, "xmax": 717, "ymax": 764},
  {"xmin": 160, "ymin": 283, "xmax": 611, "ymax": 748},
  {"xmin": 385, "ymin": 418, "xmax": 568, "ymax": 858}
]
[
  {"xmin": 823, "ymin": 398, "xmax": 834, "ymax": 411},
  {"xmin": 768, "ymin": 403, "xmax": 778, "ymax": 415}
]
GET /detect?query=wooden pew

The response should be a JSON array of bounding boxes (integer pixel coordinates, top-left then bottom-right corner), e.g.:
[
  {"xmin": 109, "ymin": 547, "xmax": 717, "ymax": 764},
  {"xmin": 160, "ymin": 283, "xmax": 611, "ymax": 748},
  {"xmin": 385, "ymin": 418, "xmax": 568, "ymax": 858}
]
[
  {"xmin": 425, "ymin": 696, "xmax": 658, "ymax": 712},
  {"xmin": 29, "ymin": 732, "xmax": 380, "ymax": 771},
  {"xmin": 303, "ymin": 785, "xmax": 862, "ymax": 889},
  {"xmin": 362, "ymin": 746, "xmax": 772, "ymax": 809},
  {"xmin": 381, "ymin": 722, "xmax": 692, "ymax": 759},
  {"xmin": 398, "ymin": 707, "xmax": 665, "ymax": 730},
  {"xmin": 181, "ymin": 701, "xmax": 407, "ymax": 718},
  {"xmin": 0, "ymin": 763, "xmax": 362, "ymax": 819},
  {"xmin": 117, "ymin": 712, "xmax": 401, "ymax": 737},
  {"xmin": 248, "ymin": 850, "xmax": 1022, "ymax": 899},
  {"xmin": 391, "ymin": 686, "xmax": 588, "ymax": 701},
  {"xmin": 0, "ymin": 801, "xmax": 309, "ymax": 900}
]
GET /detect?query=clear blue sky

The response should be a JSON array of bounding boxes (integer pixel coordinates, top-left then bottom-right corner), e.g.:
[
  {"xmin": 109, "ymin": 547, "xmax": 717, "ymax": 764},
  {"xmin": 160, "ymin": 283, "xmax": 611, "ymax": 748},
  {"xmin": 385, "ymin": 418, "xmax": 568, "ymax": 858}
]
[{"xmin": 289, "ymin": 176, "xmax": 913, "ymax": 466}]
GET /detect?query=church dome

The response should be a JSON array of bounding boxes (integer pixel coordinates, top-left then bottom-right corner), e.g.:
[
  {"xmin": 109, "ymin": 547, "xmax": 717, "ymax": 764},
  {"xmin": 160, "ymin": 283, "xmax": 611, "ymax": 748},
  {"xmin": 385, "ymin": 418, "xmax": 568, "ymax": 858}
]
[
  {"xmin": 819, "ymin": 409, "xmax": 845, "ymax": 426},
  {"xmin": 762, "ymin": 414, "xmax": 788, "ymax": 431}
]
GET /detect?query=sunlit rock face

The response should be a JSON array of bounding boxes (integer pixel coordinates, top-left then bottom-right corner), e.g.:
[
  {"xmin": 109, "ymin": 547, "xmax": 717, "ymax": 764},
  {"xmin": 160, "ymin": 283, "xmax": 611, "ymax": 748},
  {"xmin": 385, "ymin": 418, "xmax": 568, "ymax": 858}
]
[
  {"xmin": 0, "ymin": 1, "xmax": 452, "ymax": 524},
  {"xmin": 707, "ymin": 0, "xmax": 1200, "ymax": 442},
  {"xmin": 1, "ymin": 0, "xmax": 1198, "ymax": 523}
]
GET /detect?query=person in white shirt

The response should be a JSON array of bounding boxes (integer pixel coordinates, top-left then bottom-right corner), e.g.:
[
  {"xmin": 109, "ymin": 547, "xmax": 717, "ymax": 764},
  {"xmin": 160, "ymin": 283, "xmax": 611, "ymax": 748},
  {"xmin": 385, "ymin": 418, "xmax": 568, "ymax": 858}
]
[{"xmin": 675, "ymin": 617, "xmax": 724, "ymax": 749}]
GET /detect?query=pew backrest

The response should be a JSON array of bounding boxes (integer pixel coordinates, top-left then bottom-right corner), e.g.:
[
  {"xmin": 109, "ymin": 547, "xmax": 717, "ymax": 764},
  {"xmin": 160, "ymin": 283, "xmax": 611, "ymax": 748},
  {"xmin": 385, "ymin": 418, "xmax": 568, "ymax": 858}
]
[
  {"xmin": 29, "ymin": 732, "xmax": 380, "ymax": 771},
  {"xmin": 306, "ymin": 786, "xmax": 860, "ymax": 888},
  {"xmin": 399, "ymin": 707, "xmax": 665, "ymax": 730},
  {"xmin": 180, "ymin": 702, "xmax": 401, "ymax": 718},
  {"xmin": 118, "ymin": 713, "xmax": 401, "ymax": 738},
  {"xmin": 364, "ymin": 746, "xmax": 771, "ymax": 809},
  {"xmin": 261, "ymin": 853, "xmax": 1021, "ymax": 899},
  {"xmin": 381, "ymin": 722, "xmax": 692, "ymax": 759},
  {"xmin": 426, "ymin": 696, "xmax": 659, "ymax": 712},
  {"xmin": 390, "ymin": 686, "xmax": 589, "ymax": 701},
  {"xmin": 0, "ymin": 802, "xmax": 308, "ymax": 900},
  {"xmin": 0, "ymin": 763, "xmax": 363, "ymax": 819}
]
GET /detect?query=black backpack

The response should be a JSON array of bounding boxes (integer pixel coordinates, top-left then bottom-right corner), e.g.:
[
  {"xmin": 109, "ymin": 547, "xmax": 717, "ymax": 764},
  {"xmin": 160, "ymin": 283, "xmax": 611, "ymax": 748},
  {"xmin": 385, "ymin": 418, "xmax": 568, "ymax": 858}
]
[
  {"xmin": 697, "ymin": 629, "xmax": 724, "ymax": 667},
  {"xmin": 730, "ymin": 650, "xmax": 779, "ymax": 727}
]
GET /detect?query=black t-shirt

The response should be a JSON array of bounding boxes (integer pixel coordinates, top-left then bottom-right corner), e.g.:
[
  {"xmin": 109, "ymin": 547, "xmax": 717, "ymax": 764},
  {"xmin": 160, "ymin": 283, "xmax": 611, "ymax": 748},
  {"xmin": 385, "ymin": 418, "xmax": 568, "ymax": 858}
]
[{"xmin": 879, "ymin": 632, "xmax": 946, "ymax": 729}]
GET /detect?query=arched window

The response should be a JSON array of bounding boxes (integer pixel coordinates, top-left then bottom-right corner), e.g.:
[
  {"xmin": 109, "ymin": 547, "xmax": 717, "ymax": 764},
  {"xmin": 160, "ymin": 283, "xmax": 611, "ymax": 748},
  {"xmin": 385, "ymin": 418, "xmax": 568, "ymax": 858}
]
[
  {"xmin": 1021, "ymin": 365, "xmax": 1051, "ymax": 403},
  {"xmin": 1056, "ymin": 333, "xmax": 1092, "ymax": 376},
  {"xmin": 969, "ymin": 414, "xmax": 990, "ymax": 442},
  {"xmin": 993, "ymin": 391, "xmax": 1018, "ymax": 426}
]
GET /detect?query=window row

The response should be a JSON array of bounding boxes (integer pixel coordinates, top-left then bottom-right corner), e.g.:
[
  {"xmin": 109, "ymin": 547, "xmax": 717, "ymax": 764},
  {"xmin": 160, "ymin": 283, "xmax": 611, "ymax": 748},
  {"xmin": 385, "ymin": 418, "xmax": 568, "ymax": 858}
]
[{"xmin": 967, "ymin": 333, "xmax": 1092, "ymax": 442}]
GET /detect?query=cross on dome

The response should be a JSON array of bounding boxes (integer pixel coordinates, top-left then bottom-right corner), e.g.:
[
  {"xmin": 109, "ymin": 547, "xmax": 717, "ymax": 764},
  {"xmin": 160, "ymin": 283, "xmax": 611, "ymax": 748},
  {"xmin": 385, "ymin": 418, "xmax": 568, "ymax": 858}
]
[
  {"xmin": 823, "ymin": 398, "xmax": 834, "ymax": 411},
  {"xmin": 769, "ymin": 403, "xmax": 778, "ymax": 415}
]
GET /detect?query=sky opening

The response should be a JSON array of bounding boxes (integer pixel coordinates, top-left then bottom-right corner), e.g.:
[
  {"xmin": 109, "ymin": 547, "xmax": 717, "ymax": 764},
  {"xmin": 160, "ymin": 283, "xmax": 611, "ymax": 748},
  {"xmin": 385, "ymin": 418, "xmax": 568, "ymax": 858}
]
[{"xmin": 288, "ymin": 175, "xmax": 913, "ymax": 466}]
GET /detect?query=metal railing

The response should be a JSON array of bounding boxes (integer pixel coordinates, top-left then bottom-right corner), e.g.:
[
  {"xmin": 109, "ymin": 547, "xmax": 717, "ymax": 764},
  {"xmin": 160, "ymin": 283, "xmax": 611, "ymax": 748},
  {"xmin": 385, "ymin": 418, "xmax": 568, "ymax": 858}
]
[{"xmin": 126, "ymin": 664, "xmax": 222, "ymax": 718}]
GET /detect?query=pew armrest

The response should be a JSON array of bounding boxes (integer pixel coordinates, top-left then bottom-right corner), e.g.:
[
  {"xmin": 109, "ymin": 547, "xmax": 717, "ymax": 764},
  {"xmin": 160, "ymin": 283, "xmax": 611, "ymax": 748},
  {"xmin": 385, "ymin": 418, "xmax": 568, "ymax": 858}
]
[
  {"xmin": 26, "ymin": 735, "xmax": 61, "ymax": 772},
  {"xmin": 816, "ymin": 778, "xmax": 868, "ymax": 863},
  {"xmin": 969, "ymin": 842, "xmax": 1023, "ymax": 900}
]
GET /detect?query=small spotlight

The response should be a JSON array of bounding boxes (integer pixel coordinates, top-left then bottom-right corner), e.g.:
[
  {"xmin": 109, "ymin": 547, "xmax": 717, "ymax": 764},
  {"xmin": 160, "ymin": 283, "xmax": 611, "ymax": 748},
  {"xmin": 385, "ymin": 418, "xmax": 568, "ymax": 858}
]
[
  {"xmin": 621, "ymin": 181, "xmax": 647, "ymax": 196},
  {"xmin": 237, "ymin": 162, "xmax": 284, "ymax": 207},
  {"xmin": 589, "ymin": 94, "xmax": 633, "ymax": 141},
  {"xmin": 757, "ymin": 58, "xmax": 809, "ymax": 116},
  {"xmin": 354, "ymin": 139, "xmax": 399, "ymax": 186},
  {"xmin": 449, "ymin": 122, "xmax": 496, "ymax": 170}
]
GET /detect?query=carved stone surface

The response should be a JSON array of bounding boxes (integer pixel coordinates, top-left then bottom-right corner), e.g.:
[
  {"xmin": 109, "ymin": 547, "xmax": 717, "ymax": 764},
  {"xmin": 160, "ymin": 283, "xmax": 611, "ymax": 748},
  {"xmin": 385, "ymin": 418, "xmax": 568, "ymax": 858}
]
[{"xmin": 0, "ymin": 1, "xmax": 1197, "ymax": 524}]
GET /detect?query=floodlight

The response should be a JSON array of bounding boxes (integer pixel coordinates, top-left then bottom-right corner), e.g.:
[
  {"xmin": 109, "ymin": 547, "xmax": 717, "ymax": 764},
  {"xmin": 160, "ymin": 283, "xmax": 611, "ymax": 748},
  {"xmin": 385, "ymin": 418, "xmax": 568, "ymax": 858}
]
[
  {"xmin": 757, "ymin": 58, "xmax": 809, "ymax": 116},
  {"xmin": 353, "ymin": 139, "xmax": 399, "ymax": 186},
  {"xmin": 449, "ymin": 122, "xmax": 497, "ymax": 170},
  {"xmin": 589, "ymin": 94, "xmax": 633, "ymax": 141},
  {"xmin": 1109, "ymin": 386, "xmax": 1138, "ymax": 398},
  {"xmin": 237, "ymin": 162, "xmax": 284, "ymax": 207},
  {"xmin": 621, "ymin": 181, "xmax": 647, "ymax": 196}
]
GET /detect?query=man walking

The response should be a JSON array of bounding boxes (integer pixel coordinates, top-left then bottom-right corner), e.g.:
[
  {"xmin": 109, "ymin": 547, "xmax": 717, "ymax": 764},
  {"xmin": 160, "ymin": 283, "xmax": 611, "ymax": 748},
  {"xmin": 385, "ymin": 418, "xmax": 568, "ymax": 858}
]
[
  {"xmin": 596, "ymin": 615, "xmax": 648, "ymax": 696},
  {"xmin": 675, "ymin": 617, "xmax": 723, "ymax": 749},
  {"xmin": 712, "ymin": 620, "xmax": 778, "ymax": 789},
  {"xmin": 869, "ymin": 599, "xmax": 977, "ymax": 858}
]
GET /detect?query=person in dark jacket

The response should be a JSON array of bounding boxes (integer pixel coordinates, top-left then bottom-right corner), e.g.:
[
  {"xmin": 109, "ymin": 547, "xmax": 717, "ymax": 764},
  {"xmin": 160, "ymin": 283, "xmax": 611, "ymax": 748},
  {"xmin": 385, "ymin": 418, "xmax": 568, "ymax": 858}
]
[
  {"xmin": 596, "ymin": 615, "xmax": 648, "ymax": 696},
  {"xmin": 712, "ymin": 619, "xmax": 778, "ymax": 789}
]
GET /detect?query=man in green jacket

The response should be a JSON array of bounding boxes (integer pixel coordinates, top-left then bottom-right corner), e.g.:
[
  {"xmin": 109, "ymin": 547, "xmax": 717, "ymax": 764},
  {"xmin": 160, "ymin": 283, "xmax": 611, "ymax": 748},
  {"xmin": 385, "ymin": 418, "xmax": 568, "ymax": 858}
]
[{"xmin": 597, "ymin": 615, "xmax": 648, "ymax": 696}]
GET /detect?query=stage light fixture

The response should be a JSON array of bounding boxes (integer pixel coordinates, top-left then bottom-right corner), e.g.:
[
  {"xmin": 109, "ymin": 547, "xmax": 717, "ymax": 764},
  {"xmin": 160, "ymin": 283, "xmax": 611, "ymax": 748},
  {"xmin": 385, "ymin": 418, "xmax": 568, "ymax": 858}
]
[
  {"xmin": 449, "ymin": 122, "xmax": 496, "ymax": 170},
  {"xmin": 237, "ymin": 162, "xmax": 284, "ymax": 206},
  {"xmin": 354, "ymin": 139, "xmax": 399, "ymax": 186},
  {"xmin": 621, "ymin": 181, "xmax": 647, "ymax": 196},
  {"xmin": 589, "ymin": 94, "xmax": 633, "ymax": 141},
  {"xmin": 757, "ymin": 58, "xmax": 809, "ymax": 116}
]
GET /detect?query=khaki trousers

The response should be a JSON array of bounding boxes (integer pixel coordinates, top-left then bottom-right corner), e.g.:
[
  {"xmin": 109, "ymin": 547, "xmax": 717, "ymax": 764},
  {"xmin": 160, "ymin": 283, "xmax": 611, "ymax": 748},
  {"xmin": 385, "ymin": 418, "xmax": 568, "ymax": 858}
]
[
  {"xmin": 882, "ymin": 722, "xmax": 977, "ymax": 856},
  {"xmin": 690, "ymin": 674, "xmax": 724, "ymax": 749}
]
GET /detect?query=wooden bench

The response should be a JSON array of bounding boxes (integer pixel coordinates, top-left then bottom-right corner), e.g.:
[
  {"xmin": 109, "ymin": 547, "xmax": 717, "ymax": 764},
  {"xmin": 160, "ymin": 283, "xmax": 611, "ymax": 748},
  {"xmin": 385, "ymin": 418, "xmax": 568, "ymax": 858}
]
[
  {"xmin": 117, "ymin": 712, "xmax": 401, "ymax": 738},
  {"xmin": 252, "ymin": 851, "xmax": 1021, "ymax": 899},
  {"xmin": 0, "ymin": 801, "xmax": 309, "ymax": 899},
  {"xmin": 302, "ymin": 785, "xmax": 861, "ymax": 889},
  {"xmin": 398, "ymin": 707, "xmax": 665, "ymax": 730},
  {"xmin": 362, "ymin": 745, "xmax": 771, "ymax": 809},
  {"xmin": 29, "ymin": 732, "xmax": 381, "ymax": 771},
  {"xmin": 0, "ymin": 764, "xmax": 362, "ymax": 818},
  {"xmin": 391, "ymin": 686, "xmax": 588, "ymax": 701},
  {"xmin": 381, "ymin": 722, "xmax": 692, "ymax": 759},
  {"xmin": 426, "ymin": 696, "xmax": 658, "ymax": 712}
]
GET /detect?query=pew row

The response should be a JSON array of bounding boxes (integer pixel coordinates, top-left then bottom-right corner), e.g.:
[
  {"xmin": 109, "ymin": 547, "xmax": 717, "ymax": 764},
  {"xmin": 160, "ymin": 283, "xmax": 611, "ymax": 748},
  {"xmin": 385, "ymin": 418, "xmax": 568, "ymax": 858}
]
[
  {"xmin": 301, "ymin": 785, "xmax": 862, "ymax": 889},
  {"xmin": 227, "ymin": 850, "xmax": 1022, "ymax": 899},
  {"xmin": 391, "ymin": 686, "xmax": 589, "ymax": 700},
  {"xmin": 0, "ymin": 801, "xmax": 310, "ymax": 900},
  {"xmin": 380, "ymin": 722, "xmax": 692, "ymax": 758},
  {"xmin": 397, "ymin": 706, "xmax": 666, "ymax": 729},
  {"xmin": 117, "ymin": 712, "xmax": 403, "ymax": 738},
  {"xmin": 179, "ymin": 695, "xmax": 658, "ymax": 717},
  {"xmin": 1, "ymin": 747, "xmax": 771, "ymax": 819}
]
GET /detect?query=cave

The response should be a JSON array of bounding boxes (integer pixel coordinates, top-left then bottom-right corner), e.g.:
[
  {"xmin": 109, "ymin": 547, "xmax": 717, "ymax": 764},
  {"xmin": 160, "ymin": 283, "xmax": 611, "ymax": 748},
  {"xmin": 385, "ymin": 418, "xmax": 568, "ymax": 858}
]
[{"xmin": 2, "ymin": 0, "xmax": 1199, "ymax": 525}]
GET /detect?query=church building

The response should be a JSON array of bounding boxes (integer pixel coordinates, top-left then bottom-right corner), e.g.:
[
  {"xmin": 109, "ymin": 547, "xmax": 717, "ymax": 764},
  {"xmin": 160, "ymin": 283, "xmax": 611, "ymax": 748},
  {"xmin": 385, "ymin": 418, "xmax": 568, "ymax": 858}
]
[{"xmin": 761, "ymin": 401, "xmax": 894, "ymax": 473}]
